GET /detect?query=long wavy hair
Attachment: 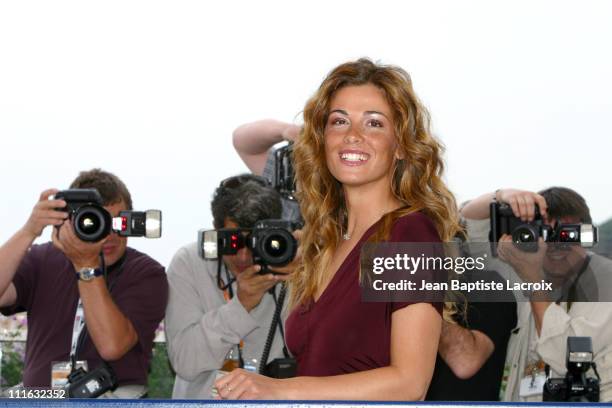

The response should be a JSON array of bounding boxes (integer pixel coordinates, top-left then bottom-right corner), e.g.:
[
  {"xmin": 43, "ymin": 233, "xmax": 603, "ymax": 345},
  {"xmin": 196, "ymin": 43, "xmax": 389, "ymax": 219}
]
[{"xmin": 291, "ymin": 58, "xmax": 463, "ymax": 310}]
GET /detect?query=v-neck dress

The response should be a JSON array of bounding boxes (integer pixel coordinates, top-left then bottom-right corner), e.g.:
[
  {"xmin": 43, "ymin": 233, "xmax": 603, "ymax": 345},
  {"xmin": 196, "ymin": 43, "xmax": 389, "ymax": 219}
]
[{"xmin": 285, "ymin": 212, "xmax": 443, "ymax": 376}]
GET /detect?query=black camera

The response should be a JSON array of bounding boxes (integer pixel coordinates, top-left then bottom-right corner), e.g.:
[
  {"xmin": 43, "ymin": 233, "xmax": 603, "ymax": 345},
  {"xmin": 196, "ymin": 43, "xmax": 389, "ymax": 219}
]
[
  {"xmin": 489, "ymin": 202, "xmax": 552, "ymax": 254},
  {"xmin": 273, "ymin": 143, "xmax": 296, "ymax": 201},
  {"xmin": 198, "ymin": 219, "xmax": 300, "ymax": 269},
  {"xmin": 55, "ymin": 189, "xmax": 162, "ymax": 242},
  {"xmin": 66, "ymin": 365, "xmax": 117, "ymax": 398},
  {"xmin": 263, "ymin": 357, "xmax": 297, "ymax": 379},
  {"xmin": 489, "ymin": 202, "xmax": 597, "ymax": 256},
  {"xmin": 543, "ymin": 336, "xmax": 600, "ymax": 402}
]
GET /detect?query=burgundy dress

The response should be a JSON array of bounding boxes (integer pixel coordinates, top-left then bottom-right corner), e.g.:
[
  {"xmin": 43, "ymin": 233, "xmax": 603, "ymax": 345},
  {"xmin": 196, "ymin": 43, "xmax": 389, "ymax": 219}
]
[{"xmin": 285, "ymin": 212, "xmax": 443, "ymax": 376}]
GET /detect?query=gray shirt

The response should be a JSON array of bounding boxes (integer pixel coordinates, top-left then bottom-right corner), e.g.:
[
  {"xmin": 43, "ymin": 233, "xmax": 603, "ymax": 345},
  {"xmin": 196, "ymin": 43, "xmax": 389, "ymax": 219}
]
[{"xmin": 165, "ymin": 242, "xmax": 288, "ymax": 399}]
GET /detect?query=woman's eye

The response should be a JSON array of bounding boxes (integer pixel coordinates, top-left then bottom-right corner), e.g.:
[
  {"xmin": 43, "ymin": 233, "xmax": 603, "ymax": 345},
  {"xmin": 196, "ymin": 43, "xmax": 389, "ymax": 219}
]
[
  {"xmin": 367, "ymin": 119, "xmax": 383, "ymax": 128},
  {"xmin": 331, "ymin": 117, "xmax": 348, "ymax": 126}
]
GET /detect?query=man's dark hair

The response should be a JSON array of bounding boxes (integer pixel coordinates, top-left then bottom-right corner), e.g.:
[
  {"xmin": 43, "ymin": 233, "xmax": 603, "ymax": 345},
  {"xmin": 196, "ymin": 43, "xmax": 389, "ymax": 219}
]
[
  {"xmin": 211, "ymin": 174, "xmax": 282, "ymax": 229},
  {"xmin": 538, "ymin": 186, "xmax": 591, "ymax": 223},
  {"xmin": 70, "ymin": 168, "xmax": 133, "ymax": 210}
]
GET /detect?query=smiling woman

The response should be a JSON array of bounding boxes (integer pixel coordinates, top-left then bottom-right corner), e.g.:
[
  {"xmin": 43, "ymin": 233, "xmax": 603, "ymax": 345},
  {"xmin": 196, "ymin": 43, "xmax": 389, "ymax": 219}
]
[{"xmin": 214, "ymin": 58, "xmax": 463, "ymax": 401}]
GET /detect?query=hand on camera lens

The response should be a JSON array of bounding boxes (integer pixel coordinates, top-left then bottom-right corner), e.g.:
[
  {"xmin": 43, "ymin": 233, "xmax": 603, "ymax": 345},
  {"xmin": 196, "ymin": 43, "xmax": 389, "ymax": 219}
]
[
  {"xmin": 52, "ymin": 219, "xmax": 106, "ymax": 271},
  {"xmin": 236, "ymin": 264, "xmax": 282, "ymax": 312},
  {"xmin": 498, "ymin": 234, "xmax": 546, "ymax": 283},
  {"xmin": 497, "ymin": 189, "xmax": 548, "ymax": 222},
  {"xmin": 22, "ymin": 189, "xmax": 69, "ymax": 239}
]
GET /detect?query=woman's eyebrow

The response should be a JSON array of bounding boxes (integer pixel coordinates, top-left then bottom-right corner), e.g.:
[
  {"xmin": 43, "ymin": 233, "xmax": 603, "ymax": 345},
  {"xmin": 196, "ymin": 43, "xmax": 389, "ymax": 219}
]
[
  {"xmin": 329, "ymin": 109, "xmax": 348, "ymax": 115},
  {"xmin": 365, "ymin": 110, "xmax": 389, "ymax": 119}
]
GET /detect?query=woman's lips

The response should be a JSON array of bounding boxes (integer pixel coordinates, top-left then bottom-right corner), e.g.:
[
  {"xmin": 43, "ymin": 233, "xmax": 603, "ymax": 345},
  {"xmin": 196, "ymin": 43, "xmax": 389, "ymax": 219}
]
[{"xmin": 339, "ymin": 150, "xmax": 370, "ymax": 166}]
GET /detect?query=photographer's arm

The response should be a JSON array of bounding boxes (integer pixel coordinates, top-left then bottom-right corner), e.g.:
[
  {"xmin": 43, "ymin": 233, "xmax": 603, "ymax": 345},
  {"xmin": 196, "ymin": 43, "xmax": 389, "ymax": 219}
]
[
  {"xmin": 0, "ymin": 189, "xmax": 67, "ymax": 307},
  {"xmin": 460, "ymin": 189, "xmax": 548, "ymax": 221},
  {"xmin": 77, "ymin": 279, "xmax": 138, "ymax": 361},
  {"xmin": 216, "ymin": 303, "xmax": 441, "ymax": 400},
  {"xmin": 437, "ymin": 320, "xmax": 494, "ymax": 379},
  {"xmin": 232, "ymin": 119, "xmax": 300, "ymax": 175},
  {"xmin": 53, "ymin": 222, "xmax": 137, "ymax": 361}
]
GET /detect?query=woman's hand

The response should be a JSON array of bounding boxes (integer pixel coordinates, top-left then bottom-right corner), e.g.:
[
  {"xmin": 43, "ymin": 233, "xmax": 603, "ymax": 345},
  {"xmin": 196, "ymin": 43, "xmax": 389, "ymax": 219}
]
[{"xmin": 214, "ymin": 368, "xmax": 285, "ymax": 400}]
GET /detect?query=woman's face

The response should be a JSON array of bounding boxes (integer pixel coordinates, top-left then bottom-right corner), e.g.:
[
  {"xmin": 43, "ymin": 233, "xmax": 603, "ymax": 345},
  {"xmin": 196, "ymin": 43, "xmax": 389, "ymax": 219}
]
[{"xmin": 324, "ymin": 84, "xmax": 402, "ymax": 189}]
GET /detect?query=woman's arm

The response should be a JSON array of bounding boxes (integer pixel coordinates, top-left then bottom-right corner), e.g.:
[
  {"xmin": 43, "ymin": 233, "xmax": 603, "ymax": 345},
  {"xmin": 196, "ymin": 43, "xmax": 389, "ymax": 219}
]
[{"xmin": 215, "ymin": 302, "xmax": 442, "ymax": 400}]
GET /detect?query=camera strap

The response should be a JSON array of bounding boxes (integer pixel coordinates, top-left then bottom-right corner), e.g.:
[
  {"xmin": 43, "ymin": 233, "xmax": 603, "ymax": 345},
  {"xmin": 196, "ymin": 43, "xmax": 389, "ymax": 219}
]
[{"xmin": 259, "ymin": 283, "xmax": 289, "ymax": 374}]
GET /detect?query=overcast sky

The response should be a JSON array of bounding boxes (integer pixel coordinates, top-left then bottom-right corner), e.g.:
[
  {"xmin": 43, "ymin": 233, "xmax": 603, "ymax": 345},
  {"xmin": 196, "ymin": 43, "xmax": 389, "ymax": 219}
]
[{"xmin": 1, "ymin": 0, "xmax": 610, "ymax": 267}]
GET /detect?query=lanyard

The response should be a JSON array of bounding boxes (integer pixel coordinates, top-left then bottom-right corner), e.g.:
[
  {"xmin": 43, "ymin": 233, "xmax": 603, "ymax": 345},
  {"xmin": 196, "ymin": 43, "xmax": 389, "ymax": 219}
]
[{"xmin": 70, "ymin": 298, "xmax": 86, "ymax": 359}]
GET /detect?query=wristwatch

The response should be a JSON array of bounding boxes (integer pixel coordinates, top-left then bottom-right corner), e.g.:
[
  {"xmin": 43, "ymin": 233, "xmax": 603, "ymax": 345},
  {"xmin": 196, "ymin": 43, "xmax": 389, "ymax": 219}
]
[{"xmin": 76, "ymin": 267, "xmax": 104, "ymax": 281}]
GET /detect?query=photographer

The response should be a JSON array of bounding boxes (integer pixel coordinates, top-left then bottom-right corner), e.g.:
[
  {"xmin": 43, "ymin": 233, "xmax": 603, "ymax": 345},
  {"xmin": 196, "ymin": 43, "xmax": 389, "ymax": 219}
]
[
  {"xmin": 461, "ymin": 187, "xmax": 612, "ymax": 401},
  {"xmin": 0, "ymin": 169, "xmax": 168, "ymax": 397},
  {"xmin": 165, "ymin": 174, "xmax": 296, "ymax": 399},
  {"xmin": 232, "ymin": 119, "xmax": 301, "ymax": 221}
]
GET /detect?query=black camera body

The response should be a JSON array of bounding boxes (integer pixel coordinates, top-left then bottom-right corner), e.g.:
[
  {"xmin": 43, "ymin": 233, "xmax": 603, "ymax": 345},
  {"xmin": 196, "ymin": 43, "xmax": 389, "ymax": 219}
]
[
  {"xmin": 543, "ymin": 337, "xmax": 600, "ymax": 402},
  {"xmin": 198, "ymin": 219, "xmax": 300, "ymax": 269},
  {"xmin": 250, "ymin": 219, "xmax": 299, "ymax": 268},
  {"xmin": 489, "ymin": 202, "xmax": 598, "ymax": 256},
  {"xmin": 273, "ymin": 143, "xmax": 296, "ymax": 201},
  {"xmin": 489, "ymin": 202, "xmax": 552, "ymax": 254},
  {"xmin": 56, "ymin": 189, "xmax": 112, "ymax": 242},
  {"xmin": 55, "ymin": 189, "xmax": 162, "ymax": 242},
  {"xmin": 263, "ymin": 357, "xmax": 297, "ymax": 379},
  {"xmin": 66, "ymin": 365, "xmax": 117, "ymax": 398}
]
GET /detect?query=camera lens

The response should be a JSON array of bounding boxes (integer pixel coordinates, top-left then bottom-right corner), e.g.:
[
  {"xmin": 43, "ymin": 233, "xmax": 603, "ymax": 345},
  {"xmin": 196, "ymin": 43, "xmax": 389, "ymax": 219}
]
[
  {"xmin": 514, "ymin": 227, "xmax": 535, "ymax": 243},
  {"xmin": 254, "ymin": 228, "xmax": 297, "ymax": 267},
  {"xmin": 73, "ymin": 205, "xmax": 111, "ymax": 242},
  {"xmin": 511, "ymin": 225, "xmax": 539, "ymax": 252},
  {"xmin": 264, "ymin": 234, "xmax": 288, "ymax": 257}
]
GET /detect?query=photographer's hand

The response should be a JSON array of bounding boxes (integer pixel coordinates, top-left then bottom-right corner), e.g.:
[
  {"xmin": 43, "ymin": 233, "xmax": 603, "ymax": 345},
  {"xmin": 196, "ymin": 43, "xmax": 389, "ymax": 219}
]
[
  {"xmin": 22, "ymin": 188, "xmax": 68, "ymax": 239},
  {"xmin": 52, "ymin": 220, "xmax": 106, "ymax": 270},
  {"xmin": 496, "ymin": 189, "xmax": 548, "ymax": 222},
  {"xmin": 498, "ymin": 235, "xmax": 552, "ymax": 335},
  {"xmin": 460, "ymin": 188, "xmax": 548, "ymax": 221},
  {"xmin": 497, "ymin": 234, "xmax": 547, "ymax": 283},
  {"xmin": 0, "ymin": 189, "xmax": 68, "ymax": 307},
  {"xmin": 236, "ymin": 265, "xmax": 288, "ymax": 312}
]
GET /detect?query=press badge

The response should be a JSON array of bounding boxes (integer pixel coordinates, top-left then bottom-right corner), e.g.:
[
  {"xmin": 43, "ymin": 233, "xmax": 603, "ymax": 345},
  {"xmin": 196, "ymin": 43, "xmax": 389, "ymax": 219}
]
[
  {"xmin": 519, "ymin": 373, "xmax": 546, "ymax": 397},
  {"xmin": 51, "ymin": 361, "xmax": 88, "ymax": 388}
]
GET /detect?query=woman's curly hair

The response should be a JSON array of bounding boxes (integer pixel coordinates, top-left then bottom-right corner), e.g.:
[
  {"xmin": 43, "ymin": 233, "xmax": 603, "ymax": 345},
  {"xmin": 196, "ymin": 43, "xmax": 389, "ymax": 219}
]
[{"xmin": 291, "ymin": 58, "xmax": 463, "ymax": 312}]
